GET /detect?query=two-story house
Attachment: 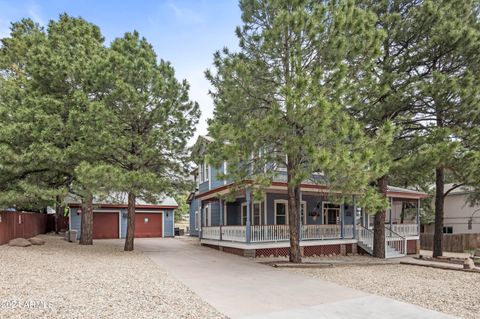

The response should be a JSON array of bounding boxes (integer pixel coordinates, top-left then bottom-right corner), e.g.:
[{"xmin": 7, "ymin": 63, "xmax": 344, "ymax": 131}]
[{"xmin": 188, "ymin": 136, "xmax": 428, "ymax": 259}]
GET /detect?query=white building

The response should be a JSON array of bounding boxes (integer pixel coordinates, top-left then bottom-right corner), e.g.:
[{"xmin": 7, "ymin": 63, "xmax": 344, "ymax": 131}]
[{"xmin": 424, "ymin": 184, "xmax": 480, "ymax": 234}]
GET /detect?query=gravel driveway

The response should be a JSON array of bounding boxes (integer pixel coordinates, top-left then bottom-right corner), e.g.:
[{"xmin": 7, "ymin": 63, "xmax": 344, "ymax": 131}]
[
  {"xmin": 285, "ymin": 263, "xmax": 480, "ymax": 319},
  {"xmin": 0, "ymin": 235, "xmax": 223, "ymax": 319}
]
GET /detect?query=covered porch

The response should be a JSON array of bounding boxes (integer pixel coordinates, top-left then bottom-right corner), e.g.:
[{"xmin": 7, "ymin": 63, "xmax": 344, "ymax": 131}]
[
  {"xmin": 201, "ymin": 223, "xmax": 419, "ymax": 243},
  {"xmin": 197, "ymin": 183, "xmax": 425, "ymax": 257}
]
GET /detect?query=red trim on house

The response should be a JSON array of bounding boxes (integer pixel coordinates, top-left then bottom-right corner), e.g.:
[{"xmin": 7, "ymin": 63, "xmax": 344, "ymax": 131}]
[
  {"xmin": 196, "ymin": 183, "xmax": 235, "ymax": 199},
  {"xmin": 196, "ymin": 180, "xmax": 428, "ymax": 200},
  {"xmin": 386, "ymin": 191, "xmax": 429, "ymax": 199},
  {"xmin": 271, "ymin": 181, "xmax": 330, "ymax": 190},
  {"xmin": 68, "ymin": 203, "xmax": 178, "ymax": 209}
]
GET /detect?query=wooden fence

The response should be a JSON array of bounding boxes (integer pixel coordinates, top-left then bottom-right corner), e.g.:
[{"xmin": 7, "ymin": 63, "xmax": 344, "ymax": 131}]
[
  {"xmin": 420, "ymin": 233, "xmax": 480, "ymax": 252},
  {"xmin": 0, "ymin": 211, "xmax": 48, "ymax": 245}
]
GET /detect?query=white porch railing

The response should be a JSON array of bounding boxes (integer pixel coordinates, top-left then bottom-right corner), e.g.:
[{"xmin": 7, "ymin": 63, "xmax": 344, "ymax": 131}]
[
  {"xmin": 222, "ymin": 226, "xmax": 247, "ymax": 242},
  {"xmin": 251, "ymin": 225, "xmax": 290, "ymax": 242},
  {"xmin": 202, "ymin": 226, "xmax": 220, "ymax": 240},
  {"xmin": 385, "ymin": 228, "xmax": 407, "ymax": 257},
  {"xmin": 356, "ymin": 226, "xmax": 374, "ymax": 252},
  {"xmin": 203, "ymin": 224, "xmax": 359, "ymax": 243},
  {"xmin": 344, "ymin": 225, "xmax": 354, "ymax": 239},
  {"xmin": 387, "ymin": 224, "xmax": 418, "ymax": 237},
  {"xmin": 301, "ymin": 224, "xmax": 337, "ymax": 240}
]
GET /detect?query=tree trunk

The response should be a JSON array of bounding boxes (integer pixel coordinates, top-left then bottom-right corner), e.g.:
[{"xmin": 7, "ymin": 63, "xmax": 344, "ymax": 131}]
[
  {"xmin": 433, "ymin": 167, "xmax": 445, "ymax": 258},
  {"xmin": 400, "ymin": 203, "xmax": 405, "ymax": 224},
  {"xmin": 287, "ymin": 169, "xmax": 302, "ymax": 263},
  {"xmin": 79, "ymin": 192, "xmax": 93, "ymax": 245},
  {"xmin": 55, "ymin": 195, "xmax": 61, "ymax": 234},
  {"xmin": 124, "ymin": 192, "xmax": 136, "ymax": 251},
  {"xmin": 373, "ymin": 175, "xmax": 387, "ymax": 258}
]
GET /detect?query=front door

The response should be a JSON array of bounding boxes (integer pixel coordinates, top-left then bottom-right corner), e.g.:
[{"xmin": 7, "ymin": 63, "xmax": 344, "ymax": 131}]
[{"xmin": 323, "ymin": 203, "xmax": 340, "ymax": 225}]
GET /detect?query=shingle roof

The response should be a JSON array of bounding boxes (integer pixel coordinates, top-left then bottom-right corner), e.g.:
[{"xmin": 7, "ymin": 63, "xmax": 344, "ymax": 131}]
[{"xmin": 387, "ymin": 185, "xmax": 427, "ymax": 196}]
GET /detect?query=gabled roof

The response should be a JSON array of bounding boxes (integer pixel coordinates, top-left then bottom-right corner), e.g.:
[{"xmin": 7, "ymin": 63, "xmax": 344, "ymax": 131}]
[
  {"xmin": 387, "ymin": 186, "xmax": 427, "ymax": 196},
  {"xmin": 443, "ymin": 183, "xmax": 475, "ymax": 196}
]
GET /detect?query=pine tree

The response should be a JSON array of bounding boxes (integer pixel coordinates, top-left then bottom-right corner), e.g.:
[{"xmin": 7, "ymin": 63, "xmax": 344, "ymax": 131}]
[
  {"xmin": 206, "ymin": 0, "xmax": 391, "ymax": 263},
  {"xmin": 409, "ymin": 0, "xmax": 480, "ymax": 257},
  {"xmin": 103, "ymin": 32, "xmax": 200, "ymax": 251},
  {"xmin": 0, "ymin": 15, "xmax": 116, "ymax": 244}
]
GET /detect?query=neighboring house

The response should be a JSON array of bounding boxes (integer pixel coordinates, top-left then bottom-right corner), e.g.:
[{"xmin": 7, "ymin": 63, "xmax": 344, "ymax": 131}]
[
  {"xmin": 423, "ymin": 184, "xmax": 480, "ymax": 235},
  {"xmin": 68, "ymin": 193, "xmax": 177, "ymax": 240},
  {"xmin": 188, "ymin": 136, "xmax": 428, "ymax": 259}
]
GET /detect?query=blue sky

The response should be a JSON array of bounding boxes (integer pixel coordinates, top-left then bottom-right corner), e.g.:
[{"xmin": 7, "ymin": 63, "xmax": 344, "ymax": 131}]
[{"xmin": 0, "ymin": 0, "xmax": 242, "ymax": 142}]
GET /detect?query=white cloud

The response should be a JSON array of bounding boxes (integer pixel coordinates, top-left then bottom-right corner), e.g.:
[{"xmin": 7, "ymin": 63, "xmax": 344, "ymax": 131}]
[
  {"xmin": 27, "ymin": 3, "xmax": 45, "ymax": 26},
  {"xmin": 167, "ymin": 1, "xmax": 204, "ymax": 25}
]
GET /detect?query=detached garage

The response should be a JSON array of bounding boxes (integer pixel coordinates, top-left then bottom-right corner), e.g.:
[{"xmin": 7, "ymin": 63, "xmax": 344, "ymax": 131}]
[
  {"xmin": 67, "ymin": 193, "xmax": 177, "ymax": 240},
  {"xmin": 93, "ymin": 212, "xmax": 120, "ymax": 239},
  {"xmin": 135, "ymin": 211, "xmax": 163, "ymax": 238}
]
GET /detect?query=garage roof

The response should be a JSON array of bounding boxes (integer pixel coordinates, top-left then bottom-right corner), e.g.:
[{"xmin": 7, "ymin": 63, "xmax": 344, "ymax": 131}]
[{"xmin": 66, "ymin": 192, "xmax": 178, "ymax": 208}]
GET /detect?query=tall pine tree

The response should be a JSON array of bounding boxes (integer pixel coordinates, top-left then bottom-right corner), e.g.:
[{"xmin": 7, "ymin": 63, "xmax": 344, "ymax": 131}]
[
  {"xmin": 0, "ymin": 15, "xmax": 116, "ymax": 245},
  {"xmin": 103, "ymin": 32, "xmax": 200, "ymax": 251},
  {"xmin": 207, "ymin": 0, "xmax": 391, "ymax": 262}
]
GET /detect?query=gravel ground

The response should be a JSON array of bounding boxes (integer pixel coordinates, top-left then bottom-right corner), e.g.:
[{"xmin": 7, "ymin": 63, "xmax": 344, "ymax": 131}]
[
  {"xmin": 286, "ymin": 263, "xmax": 480, "ymax": 319},
  {"xmin": 0, "ymin": 235, "xmax": 224, "ymax": 319}
]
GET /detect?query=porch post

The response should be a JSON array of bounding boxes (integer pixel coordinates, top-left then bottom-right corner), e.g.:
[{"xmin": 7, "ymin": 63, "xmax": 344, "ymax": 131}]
[
  {"xmin": 246, "ymin": 188, "xmax": 251, "ymax": 243},
  {"xmin": 199, "ymin": 199, "xmax": 203, "ymax": 239},
  {"xmin": 299, "ymin": 188, "xmax": 303, "ymax": 241},
  {"xmin": 219, "ymin": 198, "xmax": 223, "ymax": 241},
  {"xmin": 340, "ymin": 201, "xmax": 345, "ymax": 239},
  {"xmin": 389, "ymin": 197, "xmax": 393, "ymax": 229},
  {"xmin": 416, "ymin": 198, "xmax": 420, "ymax": 235},
  {"xmin": 352, "ymin": 195, "xmax": 356, "ymax": 239}
]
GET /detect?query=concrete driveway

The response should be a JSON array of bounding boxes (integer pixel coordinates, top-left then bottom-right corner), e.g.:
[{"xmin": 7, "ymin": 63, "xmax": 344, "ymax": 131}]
[{"xmin": 134, "ymin": 237, "xmax": 455, "ymax": 319}]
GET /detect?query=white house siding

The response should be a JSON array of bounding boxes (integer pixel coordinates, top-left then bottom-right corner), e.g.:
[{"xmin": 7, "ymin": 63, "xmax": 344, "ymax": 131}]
[{"xmin": 442, "ymin": 194, "xmax": 480, "ymax": 234}]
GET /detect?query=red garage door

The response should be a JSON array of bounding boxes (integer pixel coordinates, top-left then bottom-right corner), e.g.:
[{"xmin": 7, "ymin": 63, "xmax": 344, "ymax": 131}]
[
  {"xmin": 93, "ymin": 212, "xmax": 119, "ymax": 239},
  {"xmin": 135, "ymin": 213, "xmax": 162, "ymax": 238}
]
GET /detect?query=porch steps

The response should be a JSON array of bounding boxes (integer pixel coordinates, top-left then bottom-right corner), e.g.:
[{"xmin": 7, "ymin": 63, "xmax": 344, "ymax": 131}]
[
  {"xmin": 356, "ymin": 226, "xmax": 406, "ymax": 259},
  {"xmin": 357, "ymin": 239, "xmax": 404, "ymax": 258}
]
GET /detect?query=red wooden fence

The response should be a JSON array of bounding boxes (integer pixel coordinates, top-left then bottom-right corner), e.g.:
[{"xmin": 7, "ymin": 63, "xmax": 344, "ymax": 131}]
[{"xmin": 0, "ymin": 211, "xmax": 48, "ymax": 245}]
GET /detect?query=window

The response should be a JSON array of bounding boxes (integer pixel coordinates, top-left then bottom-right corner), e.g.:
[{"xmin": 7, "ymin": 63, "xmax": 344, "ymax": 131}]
[
  {"xmin": 241, "ymin": 201, "xmax": 264, "ymax": 225},
  {"xmin": 275, "ymin": 200, "xmax": 288, "ymax": 225},
  {"xmin": 241, "ymin": 203, "xmax": 247, "ymax": 225},
  {"xmin": 300, "ymin": 202, "xmax": 307, "ymax": 225},
  {"xmin": 274, "ymin": 154, "xmax": 288, "ymax": 171},
  {"xmin": 253, "ymin": 202, "xmax": 262, "ymax": 225},
  {"xmin": 323, "ymin": 202, "xmax": 340, "ymax": 225},
  {"xmin": 443, "ymin": 226, "xmax": 453, "ymax": 234},
  {"xmin": 195, "ymin": 211, "xmax": 199, "ymax": 230},
  {"xmin": 274, "ymin": 200, "xmax": 306, "ymax": 225},
  {"xmin": 199, "ymin": 162, "xmax": 210, "ymax": 183},
  {"xmin": 203, "ymin": 205, "xmax": 210, "ymax": 226},
  {"xmin": 200, "ymin": 163, "xmax": 204, "ymax": 182}
]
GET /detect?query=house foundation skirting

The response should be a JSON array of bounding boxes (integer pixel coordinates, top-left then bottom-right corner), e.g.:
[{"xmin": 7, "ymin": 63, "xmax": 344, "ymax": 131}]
[{"xmin": 201, "ymin": 238, "xmax": 420, "ymax": 258}]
